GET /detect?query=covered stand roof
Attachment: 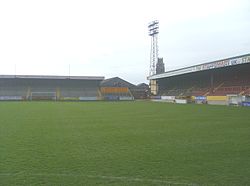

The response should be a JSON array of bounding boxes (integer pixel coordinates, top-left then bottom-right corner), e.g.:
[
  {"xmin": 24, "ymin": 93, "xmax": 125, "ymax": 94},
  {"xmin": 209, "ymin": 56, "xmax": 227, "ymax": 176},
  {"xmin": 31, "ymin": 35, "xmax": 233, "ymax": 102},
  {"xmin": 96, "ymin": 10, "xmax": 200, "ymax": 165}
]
[
  {"xmin": 0, "ymin": 75, "xmax": 105, "ymax": 81},
  {"xmin": 148, "ymin": 53, "xmax": 250, "ymax": 80}
]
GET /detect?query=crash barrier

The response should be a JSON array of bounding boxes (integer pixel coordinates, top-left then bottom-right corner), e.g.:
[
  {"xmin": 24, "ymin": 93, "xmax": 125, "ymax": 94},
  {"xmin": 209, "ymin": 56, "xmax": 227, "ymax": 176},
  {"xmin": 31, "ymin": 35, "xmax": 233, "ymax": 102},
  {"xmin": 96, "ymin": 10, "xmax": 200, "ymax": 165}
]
[
  {"xmin": 161, "ymin": 96, "xmax": 175, "ymax": 103},
  {"xmin": 195, "ymin": 96, "xmax": 207, "ymax": 104},
  {"xmin": 154, "ymin": 95, "xmax": 250, "ymax": 107},
  {"xmin": 175, "ymin": 99, "xmax": 188, "ymax": 104},
  {"xmin": 79, "ymin": 97, "xmax": 98, "ymax": 101},
  {"xmin": 0, "ymin": 96, "xmax": 23, "ymax": 100},
  {"xmin": 242, "ymin": 102, "xmax": 250, "ymax": 107}
]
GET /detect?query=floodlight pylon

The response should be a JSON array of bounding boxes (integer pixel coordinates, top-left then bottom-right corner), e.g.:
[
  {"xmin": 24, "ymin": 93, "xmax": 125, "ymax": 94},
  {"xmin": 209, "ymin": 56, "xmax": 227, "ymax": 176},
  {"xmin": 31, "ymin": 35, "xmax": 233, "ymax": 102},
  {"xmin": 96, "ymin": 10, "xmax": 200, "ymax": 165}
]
[{"xmin": 148, "ymin": 20, "xmax": 159, "ymax": 76}]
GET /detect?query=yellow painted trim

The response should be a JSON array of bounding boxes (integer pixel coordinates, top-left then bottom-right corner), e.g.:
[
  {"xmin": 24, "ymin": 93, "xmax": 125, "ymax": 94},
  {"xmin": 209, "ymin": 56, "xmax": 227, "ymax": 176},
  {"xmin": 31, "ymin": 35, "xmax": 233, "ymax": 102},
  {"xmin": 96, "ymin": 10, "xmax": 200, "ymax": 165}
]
[{"xmin": 207, "ymin": 96, "xmax": 227, "ymax": 101}]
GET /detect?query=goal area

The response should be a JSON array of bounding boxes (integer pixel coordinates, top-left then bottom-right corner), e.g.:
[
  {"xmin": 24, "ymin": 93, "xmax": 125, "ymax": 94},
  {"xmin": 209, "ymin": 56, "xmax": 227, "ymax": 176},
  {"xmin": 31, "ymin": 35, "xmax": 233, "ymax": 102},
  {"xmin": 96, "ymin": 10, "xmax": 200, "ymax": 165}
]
[{"xmin": 30, "ymin": 92, "xmax": 57, "ymax": 100}]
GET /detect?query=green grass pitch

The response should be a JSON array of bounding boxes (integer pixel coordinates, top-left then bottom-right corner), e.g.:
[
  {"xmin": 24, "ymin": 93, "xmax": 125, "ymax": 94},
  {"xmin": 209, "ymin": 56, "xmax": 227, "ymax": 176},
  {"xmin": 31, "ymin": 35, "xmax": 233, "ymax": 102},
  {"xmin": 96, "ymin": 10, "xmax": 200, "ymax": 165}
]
[{"xmin": 0, "ymin": 101, "xmax": 250, "ymax": 185}]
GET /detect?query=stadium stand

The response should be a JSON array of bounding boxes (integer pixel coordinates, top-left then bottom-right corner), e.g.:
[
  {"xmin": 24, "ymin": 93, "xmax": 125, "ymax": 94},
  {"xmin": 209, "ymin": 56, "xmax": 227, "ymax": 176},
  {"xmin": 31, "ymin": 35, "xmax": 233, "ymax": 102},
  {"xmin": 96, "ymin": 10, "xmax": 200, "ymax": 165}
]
[
  {"xmin": 0, "ymin": 75, "xmax": 104, "ymax": 101},
  {"xmin": 149, "ymin": 54, "xmax": 250, "ymax": 97},
  {"xmin": 132, "ymin": 83, "xmax": 149, "ymax": 99},
  {"xmin": 0, "ymin": 75, "xmax": 148, "ymax": 101},
  {"xmin": 100, "ymin": 77, "xmax": 149, "ymax": 100},
  {"xmin": 100, "ymin": 77, "xmax": 134, "ymax": 100}
]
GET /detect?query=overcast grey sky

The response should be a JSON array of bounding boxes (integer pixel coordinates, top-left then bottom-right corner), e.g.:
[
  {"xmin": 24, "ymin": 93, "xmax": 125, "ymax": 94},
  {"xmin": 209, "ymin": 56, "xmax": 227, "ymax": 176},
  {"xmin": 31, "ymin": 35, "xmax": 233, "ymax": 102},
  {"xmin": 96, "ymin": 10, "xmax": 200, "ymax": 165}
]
[{"xmin": 0, "ymin": 0, "xmax": 249, "ymax": 84}]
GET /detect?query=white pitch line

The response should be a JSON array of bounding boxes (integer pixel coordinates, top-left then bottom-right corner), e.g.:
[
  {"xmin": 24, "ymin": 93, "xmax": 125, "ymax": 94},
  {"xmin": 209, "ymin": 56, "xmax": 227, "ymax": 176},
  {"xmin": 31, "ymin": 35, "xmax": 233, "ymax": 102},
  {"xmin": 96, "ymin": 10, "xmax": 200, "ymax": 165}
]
[
  {"xmin": 0, "ymin": 171, "xmax": 24, "ymax": 176},
  {"xmin": 0, "ymin": 172, "xmax": 198, "ymax": 186}
]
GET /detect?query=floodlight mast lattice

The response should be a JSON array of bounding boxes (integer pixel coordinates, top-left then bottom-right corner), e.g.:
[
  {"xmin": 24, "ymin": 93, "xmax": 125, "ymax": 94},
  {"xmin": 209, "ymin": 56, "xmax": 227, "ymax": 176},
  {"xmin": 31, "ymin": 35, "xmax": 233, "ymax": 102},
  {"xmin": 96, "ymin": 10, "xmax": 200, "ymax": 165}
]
[{"xmin": 148, "ymin": 20, "xmax": 159, "ymax": 76}]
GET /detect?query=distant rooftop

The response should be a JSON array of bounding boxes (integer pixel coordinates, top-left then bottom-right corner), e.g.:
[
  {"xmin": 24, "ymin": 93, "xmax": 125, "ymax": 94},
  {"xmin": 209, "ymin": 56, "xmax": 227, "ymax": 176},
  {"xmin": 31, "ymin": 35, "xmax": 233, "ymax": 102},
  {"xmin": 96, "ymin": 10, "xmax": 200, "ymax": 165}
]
[{"xmin": 101, "ymin": 77, "xmax": 136, "ymax": 88}]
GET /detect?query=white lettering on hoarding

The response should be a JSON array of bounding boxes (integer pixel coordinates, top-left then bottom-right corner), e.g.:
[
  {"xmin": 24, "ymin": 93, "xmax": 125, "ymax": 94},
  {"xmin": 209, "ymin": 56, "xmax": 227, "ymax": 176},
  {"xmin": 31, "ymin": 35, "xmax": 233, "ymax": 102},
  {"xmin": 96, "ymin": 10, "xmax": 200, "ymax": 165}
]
[
  {"xmin": 195, "ymin": 56, "xmax": 250, "ymax": 72},
  {"xmin": 242, "ymin": 56, "xmax": 250, "ymax": 64},
  {"xmin": 149, "ymin": 55, "xmax": 250, "ymax": 80}
]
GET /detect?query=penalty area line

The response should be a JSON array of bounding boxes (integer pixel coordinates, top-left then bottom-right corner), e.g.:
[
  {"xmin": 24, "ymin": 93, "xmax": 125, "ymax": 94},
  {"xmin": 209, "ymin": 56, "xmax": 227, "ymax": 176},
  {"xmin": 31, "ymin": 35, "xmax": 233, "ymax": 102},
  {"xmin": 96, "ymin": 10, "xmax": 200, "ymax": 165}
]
[{"xmin": 0, "ymin": 172, "xmax": 198, "ymax": 186}]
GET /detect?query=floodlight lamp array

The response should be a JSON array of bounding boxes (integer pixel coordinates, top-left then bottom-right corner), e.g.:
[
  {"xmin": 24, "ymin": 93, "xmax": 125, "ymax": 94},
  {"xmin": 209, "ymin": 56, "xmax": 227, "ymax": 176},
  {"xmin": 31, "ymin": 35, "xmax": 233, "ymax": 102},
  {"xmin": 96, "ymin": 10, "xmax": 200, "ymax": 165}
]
[{"xmin": 148, "ymin": 20, "xmax": 159, "ymax": 36}]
